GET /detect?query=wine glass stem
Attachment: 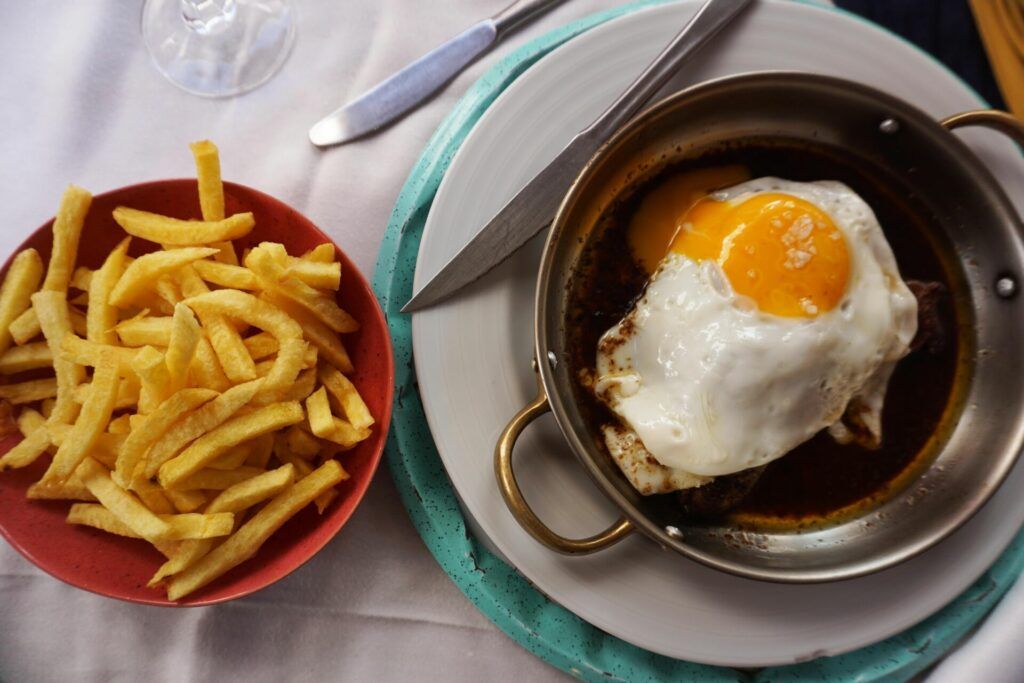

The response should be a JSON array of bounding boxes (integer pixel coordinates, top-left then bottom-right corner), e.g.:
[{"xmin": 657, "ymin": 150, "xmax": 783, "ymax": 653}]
[{"xmin": 180, "ymin": 0, "xmax": 237, "ymax": 34}]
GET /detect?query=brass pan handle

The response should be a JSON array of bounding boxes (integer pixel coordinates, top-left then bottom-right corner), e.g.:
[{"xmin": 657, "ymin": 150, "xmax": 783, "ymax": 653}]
[
  {"xmin": 495, "ymin": 377, "xmax": 633, "ymax": 555},
  {"xmin": 941, "ymin": 109, "xmax": 1024, "ymax": 142}
]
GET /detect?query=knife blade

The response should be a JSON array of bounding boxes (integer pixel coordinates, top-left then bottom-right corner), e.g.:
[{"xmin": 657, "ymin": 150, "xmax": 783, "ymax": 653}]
[
  {"xmin": 402, "ymin": 0, "xmax": 755, "ymax": 313},
  {"xmin": 310, "ymin": 0, "xmax": 568, "ymax": 148}
]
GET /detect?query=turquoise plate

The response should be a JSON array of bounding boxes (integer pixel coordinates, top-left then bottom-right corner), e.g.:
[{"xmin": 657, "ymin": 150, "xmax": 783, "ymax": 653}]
[{"xmin": 372, "ymin": 2, "xmax": 1024, "ymax": 680}]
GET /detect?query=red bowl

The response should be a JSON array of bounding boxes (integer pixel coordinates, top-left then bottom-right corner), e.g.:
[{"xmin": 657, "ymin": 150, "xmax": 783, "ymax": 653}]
[{"xmin": 0, "ymin": 180, "xmax": 394, "ymax": 606}]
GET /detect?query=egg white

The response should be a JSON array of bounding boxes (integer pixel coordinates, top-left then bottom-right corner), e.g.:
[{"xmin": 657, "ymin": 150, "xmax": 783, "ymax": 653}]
[{"xmin": 593, "ymin": 178, "xmax": 918, "ymax": 492}]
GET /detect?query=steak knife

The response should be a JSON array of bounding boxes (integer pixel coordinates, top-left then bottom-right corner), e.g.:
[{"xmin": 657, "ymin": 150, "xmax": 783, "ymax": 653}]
[
  {"xmin": 309, "ymin": 0, "xmax": 568, "ymax": 148},
  {"xmin": 402, "ymin": 0, "xmax": 755, "ymax": 313}
]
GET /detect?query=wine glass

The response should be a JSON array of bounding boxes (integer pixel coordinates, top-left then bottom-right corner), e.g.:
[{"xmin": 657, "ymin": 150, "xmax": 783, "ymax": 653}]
[{"xmin": 142, "ymin": 0, "xmax": 296, "ymax": 98}]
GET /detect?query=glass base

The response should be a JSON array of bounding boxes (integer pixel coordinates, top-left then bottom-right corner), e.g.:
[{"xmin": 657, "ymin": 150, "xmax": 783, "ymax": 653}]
[{"xmin": 142, "ymin": 0, "xmax": 296, "ymax": 98}]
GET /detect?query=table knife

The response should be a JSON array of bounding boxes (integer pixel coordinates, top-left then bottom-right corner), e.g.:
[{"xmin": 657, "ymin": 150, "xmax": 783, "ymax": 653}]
[
  {"xmin": 309, "ymin": 0, "xmax": 568, "ymax": 148},
  {"xmin": 402, "ymin": 0, "xmax": 754, "ymax": 313}
]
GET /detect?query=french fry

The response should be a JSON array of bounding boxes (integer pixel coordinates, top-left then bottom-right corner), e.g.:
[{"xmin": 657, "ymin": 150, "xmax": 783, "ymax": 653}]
[
  {"xmin": 303, "ymin": 243, "xmax": 336, "ymax": 263},
  {"xmin": 132, "ymin": 346, "xmax": 172, "ymax": 414},
  {"xmin": 0, "ymin": 378, "xmax": 58, "ymax": 404},
  {"xmin": 190, "ymin": 140, "xmax": 225, "ymax": 222},
  {"xmin": 165, "ymin": 488, "xmax": 207, "ymax": 513},
  {"xmin": 0, "ymin": 342, "xmax": 52, "ymax": 374},
  {"xmin": 178, "ymin": 267, "xmax": 256, "ymax": 383},
  {"xmin": 154, "ymin": 275, "xmax": 183, "ymax": 307},
  {"xmin": 114, "ymin": 387, "xmax": 217, "ymax": 487},
  {"xmin": 112, "ymin": 207, "xmax": 254, "ymax": 246},
  {"xmin": 284, "ymin": 259, "xmax": 341, "ymax": 291},
  {"xmin": 318, "ymin": 363, "xmax": 374, "ymax": 430},
  {"xmin": 43, "ymin": 350, "xmax": 120, "ymax": 482},
  {"xmin": 285, "ymin": 424, "xmax": 322, "ymax": 459},
  {"xmin": 9, "ymin": 307, "xmax": 41, "ymax": 345},
  {"xmin": 166, "ymin": 460, "xmax": 345, "ymax": 600},
  {"xmin": 0, "ymin": 249, "xmax": 44, "ymax": 354},
  {"xmin": 48, "ymin": 427, "xmax": 123, "ymax": 469},
  {"xmin": 40, "ymin": 397, "xmax": 55, "ymax": 418},
  {"xmin": 246, "ymin": 247, "xmax": 358, "ymax": 333},
  {"xmin": 321, "ymin": 417, "xmax": 370, "ymax": 449},
  {"xmin": 109, "ymin": 247, "xmax": 218, "ymax": 307},
  {"xmin": 305, "ymin": 387, "xmax": 334, "ymax": 439},
  {"xmin": 27, "ymin": 476, "xmax": 97, "ymax": 502},
  {"xmin": 314, "ymin": 489, "xmax": 338, "ymax": 515},
  {"xmin": 70, "ymin": 267, "xmax": 92, "ymax": 292},
  {"xmin": 159, "ymin": 401, "xmax": 304, "ymax": 489},
  {"xmin": 166, "ymin": 303, "xmax": 200, "ymax": 392},
  {"xmin": 72, "ymin": 375, "xmax": 139, "ymax": 411},
  {"xmin": 244, "ymin": 433, "xmax": 275, "ymax": 469},
  {"xmin": 142, "ymin": 379, "xmax": 263, "ymax": 480},
  {"xmin": 211, "ymin": 242, "xmax": 238, "ymax": 266},
  {"xmin": 242, "ymin": 331, "xmax": 278, "ymax": 360},
  {"xmin": 206, "ymin": 441, "xmax": 252, "ymax": 470},
  {"xmin": 0, "ymin": 429, "xmax": 51, "ymax": 471},
  {"xmin": 107, "ymin": 414, "xmax": 132, "ymax": 434},
  {"xmin": 188, "ymin": 335, "xmax": 231, "ymax": 391},
  {"xmin": 116, "ymin": 316, "xmax": 172, "ymax": 347},
  {"xmin": 133, "ymin": 478, "xmax": 176, "ymax": 514},
  {"xmin": 150, "ymin": 464, "xmax": 294, "ymax": 584},
  {"xmin": 65, "ymin": 504, "xmax": 178, "ymax": 559},
  {"xmin": 69, "ymin": 307, "xmax": 88, "ymax": 337},
  {"xmin": 261, "ymin": 290, "xmax": 353, "ymax": 374},
  {"xmin": 69, "ymin": 292, "xmax": 89, "ymax": 307},
  {"xmin": 31, "ymin": 290, "xmax": 85, "ymax": 423},
  {"xmin": 280, "ymin": 367, "xmax": 318, "ymax": 403},
  {"xmin": 193, "ymin": 260, "xmax": 257, "ymax": 290},
  {"xmin": 76, "ymin": 456, "xmax": 172, "ymax": 542},
  {"xmin": 87, "ymin": 237, "xmax": 130, "ymax": 344},
  {"xmin": 61, "ymin": 335, "xmax": 138, "ymax": 374},
  {"xmin": 173, "ymin": 465, "xmax": 264, "ymax": 491},
  {"xmin": 43, "ymin": 185, "xmax": 91, "ymax": 293},
  {"xmin": 17, "ymin": 407, "xmax": 47, "ymax": 437},
  {"xmin": 66, "ymin": 502, "xmax": 233, "ymax": 541}
]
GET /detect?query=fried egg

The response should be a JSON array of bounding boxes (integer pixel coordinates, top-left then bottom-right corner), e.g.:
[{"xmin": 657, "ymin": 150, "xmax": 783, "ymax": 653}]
[{"xmin": 592, "ymin": 176, "xmax": 918, "ymax": 494}]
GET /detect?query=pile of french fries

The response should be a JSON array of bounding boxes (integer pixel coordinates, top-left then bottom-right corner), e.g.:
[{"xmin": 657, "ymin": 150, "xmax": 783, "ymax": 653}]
[{"xmin": 0, "ymin": 141, "xmax": 374, "ymax": 600}]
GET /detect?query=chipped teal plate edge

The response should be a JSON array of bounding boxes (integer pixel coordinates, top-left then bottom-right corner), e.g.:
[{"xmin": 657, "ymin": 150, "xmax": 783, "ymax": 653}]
[{"xmin": 371, "ymin": 2, "xmax": 1024, "ymax": 680}]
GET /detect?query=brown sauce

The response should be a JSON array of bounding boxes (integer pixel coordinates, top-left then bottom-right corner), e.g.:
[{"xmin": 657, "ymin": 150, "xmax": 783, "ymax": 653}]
[{"xmin": 565, "ymin": 138, "xmax": 962, "ymax": 525}]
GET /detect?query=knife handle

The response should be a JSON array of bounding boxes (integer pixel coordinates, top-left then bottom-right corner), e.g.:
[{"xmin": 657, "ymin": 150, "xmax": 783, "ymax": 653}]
[
  {"xmin": 582, "ymin": 0, "xmax": 753, "ymax": 140},
  {"xmin": 493, "ymin": 0, "xmax": 568, "ymax": 37}
]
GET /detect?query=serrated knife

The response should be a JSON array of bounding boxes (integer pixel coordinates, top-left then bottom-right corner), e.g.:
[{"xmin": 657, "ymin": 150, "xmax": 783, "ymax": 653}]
[
  {"xmin": 402, "ymin": 0, "xmax": 754, "ymax": 313},
  {"xmin": 309, "ymin": 0, "xmax": 569, "ymax": 148}
]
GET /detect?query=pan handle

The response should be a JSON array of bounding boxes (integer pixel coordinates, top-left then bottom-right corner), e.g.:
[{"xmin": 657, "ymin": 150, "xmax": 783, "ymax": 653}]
[
  {"xmin": 941, "ymin": 109, "xmax": 1024, "ymax": 142},
  {"xmin": 495, "ymin": 374, "xmax": 633, "ymax": 555}
]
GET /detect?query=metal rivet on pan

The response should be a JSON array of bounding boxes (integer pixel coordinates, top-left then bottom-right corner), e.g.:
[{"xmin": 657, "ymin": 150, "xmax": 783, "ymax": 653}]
[
  {"xmin": 996, "ymin": 275, "xmax": 1018, "ymax": 299},
  {"xmin": 879, "ymin": 118, "xmax": 900, "ymax": 134},
  {"xmin": 547, "ymin": 351, "xmax": 558, "ymax": 368},
  {"xmin": 531, "ymin": 356, "xmax": 538, "ymax": 372},
  {"xmin": 665, "ymin": 525, "xmax": 684, "ymax": 540}
]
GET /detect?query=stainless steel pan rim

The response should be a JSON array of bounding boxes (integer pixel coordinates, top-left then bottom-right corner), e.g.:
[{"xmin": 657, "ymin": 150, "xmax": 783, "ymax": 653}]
[{"xmin": 496, "ymin": 71, "xmax": 1024, "ymax": 583}]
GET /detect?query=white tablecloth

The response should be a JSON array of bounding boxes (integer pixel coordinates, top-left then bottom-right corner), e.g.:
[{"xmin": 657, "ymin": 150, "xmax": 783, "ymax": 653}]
[{"xmin": 0, "ymin": 2, "xmax": 1021, "ymax": 682}]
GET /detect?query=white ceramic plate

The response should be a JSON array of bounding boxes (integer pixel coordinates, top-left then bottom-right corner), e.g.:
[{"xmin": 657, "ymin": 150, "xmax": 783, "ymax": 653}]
[{"xmin": 412, "ymin": 0, "xmax": 1024, "ymax": 667}]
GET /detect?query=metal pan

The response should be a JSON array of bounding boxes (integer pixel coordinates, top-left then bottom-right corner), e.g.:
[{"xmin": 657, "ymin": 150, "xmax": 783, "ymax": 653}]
[{"xmin": 495, "ymin": 72, "xmax": 1024, "ymax": 583}]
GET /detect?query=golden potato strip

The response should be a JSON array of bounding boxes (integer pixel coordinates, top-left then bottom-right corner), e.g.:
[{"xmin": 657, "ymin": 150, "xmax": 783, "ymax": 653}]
[
  {"xmin": 0, "ymin": 249, "xmax": 44, "ymax": 354},
  {"xmin": 322, "ymin": 417, "xmax": 371, "ymax": 449},
  {"xmin": 192, "ymin": 260, "xmax": 257, "ymax": 290},
  {"xmin": 150, "ymin": 464, "xmax": 294, "ymax": 584},
  {"xmin": 166, "ymin": 303, "xmax": 200, "ymax": 392},
  {"xmin": 242, "ymin": 332, "xmax": 278, "ymax": 360},
  {"xmin": 17, "ymin": 407, "xmax": 47, "ymax": 437},
  {"xmin": 28, "ymin": 476, "xmax": 96, "ymax": 502},
  {"xmin": 0, "ymin": 429, "xmax": 51, "ymax": 471},
  {"xmin": 246, "ymin": 248, "xmax": 357, "ymax": 333},
  {"xmin": 77, "ymin": 456, "xmax": 172, "ymax": 541},
  {"xmin": 280, "ymin": 367, "xmax": 318, "ymax": 403},
  {"xmin": 69, "ymin": 292, "xmax": 89, "ymax": 306},
  {"xmin": 43, "ymin": 351, "xmax": 120, "ymax": 482},
  {"xmin": 107, "ymin": 414, "xmax": 131, "ymax": 434},
  {"xmin": 32, "ymin": 291, "xmax": 85, "ymax": 423},
  {"xmin": 43, "ymin": 185, "xmax": 92, "ymax": 293},
  {"xmin": 70, "ymin": 267, "xmax": 92, "ymax": 292},
  {"xmin": 305, "ymin": 387, "xmax": 334, "ymax": 439},
  {"xmin": 178, "ymin": 267, "xmax": 256, "ymax": 382},
  {"xmin": 165, "ymin": 488, "xmax": 207, "ymax": 513},
  {"xmin": 132, "ymin": 346, "xmax": 172, "ymax": 414},
  {"xmin": 73, "ymin": 375, "xmax": 138, "ymax": 410},
  {"xmin": 285, "ymin": 259, "xmax": 340, "ymax": 290},
  {"xmin": 244, "ymin": 433, "xmax": 275, "ymax": 468},
  {"xmin": 0, "ymin": 378, "xmax": 58, "ymax": 404},
  {"xmin": 86, "ymin": 237, "xmax": 130, "ymax": 344},
  {"xmin": 112, "ymin": 207, "xmax": 254, "ymax": 246},
  {"xmin": 9, "ymin": 307, "xmax": 41, "ymax": 345},
  {"xmin": 48, "ymin": 428, "xmax": 123, "ymax": 470},
  {"xmin": 65, "ymin": 504, "xmax": 178, "ymax": 559},
  {"xmin": 173, "ymin": 466, "xmax": 265, "ymax": 491},
  {"xmin": 61, "ymin": 335, "xmax": 138, "ymax": 374},
  {"xmin": 114, "ymin": 387, "xmax": 217, "ymax": 487},
  {"xmin": 319, "ymin": 364, "xmax": 374, "ymax": 430},
  {"xmin": 142, "ymin": 379, "xmax": 263, "ymax": 480},
  {"xmin": 262, "ymin": 291, "xmax": 353, "ymax": 374},
  {"xmin": 190, "ymin": 140, "xmax": 225, "ymax": 221},
  {"xmin": 109, "ymin": 247, "xmax": 218, "ymax": 307},
  {"xmin": 166, "ymin": 460, "xmax": 345, "ymax": 600},
  {"xmin": 133, "ymin": 479, "xmax": 175, "ymax": 514},
  {"xmin": 159, "ymin": 401, "xmax": 304, "ymax": 488},
  {"xmin": 303, "ymin": 243, "xmax": 336, "ymax": 263},
  {"xmin": 211, "ymin": 241, "xmax": 238, "ymax": 266},
  {"xmin": 67, "ymin": 503, "xmax": 232, "ymax": 541},
  {"xmin": 285, "ymin": 424, "xmax": 321, "ymax": 459},
  {"xmin": 206, "ymin": 441, "xmax": 252, "ymax": 470},
  {"xmin": 154, "ymin": 275, "xmax": 183, "ymax": 307},
  {"xmin": 185, "ymin": 289, "xmax": 301, "ymax": 340},
  {"xmin": 69, "ymin": 307, "xmax": 88, "ymax": 337},
  {"xmin": 0, "ymin": 342, "xmax": 52, "ymax": 374},
  {"xmin": 189, "ymin": 335, "xmax": 231, "ymax": 391},
  {"xmin": 116, "ymin": 316, "xmax": 172, "ymax": 347}
]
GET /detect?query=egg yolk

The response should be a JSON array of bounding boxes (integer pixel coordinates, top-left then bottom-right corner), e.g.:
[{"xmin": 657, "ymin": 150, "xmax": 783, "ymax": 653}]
[{"xmin": 671, "ymin": 193, "xmax": 850, "ymax": 317}]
